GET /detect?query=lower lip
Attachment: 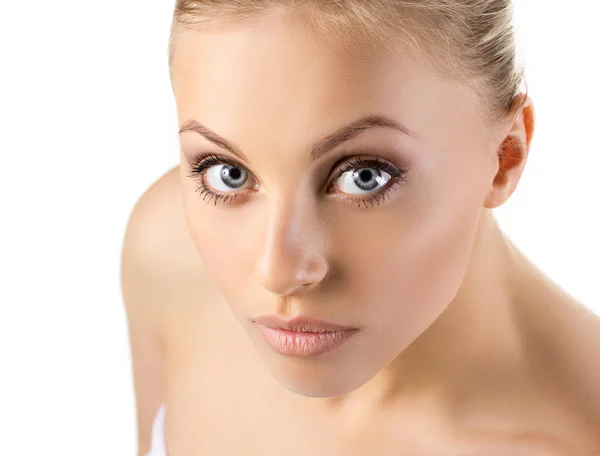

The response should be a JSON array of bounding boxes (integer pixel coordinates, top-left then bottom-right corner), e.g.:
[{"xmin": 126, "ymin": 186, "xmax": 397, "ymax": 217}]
[{"xmin": 256, "ymin": 325, "xmax": 358, "ymax": 357}]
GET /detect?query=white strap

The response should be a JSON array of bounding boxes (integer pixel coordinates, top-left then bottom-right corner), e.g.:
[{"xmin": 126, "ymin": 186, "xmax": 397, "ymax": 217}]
[{"xmin": 145, "ymin": 404, "xmax": 167, "ymax": 456}]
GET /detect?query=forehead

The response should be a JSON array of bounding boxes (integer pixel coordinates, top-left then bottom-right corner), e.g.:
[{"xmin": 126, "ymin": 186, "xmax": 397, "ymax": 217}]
[{"xmin": 170, "ymin": 10, "xmax": 487, "ymax": 150}]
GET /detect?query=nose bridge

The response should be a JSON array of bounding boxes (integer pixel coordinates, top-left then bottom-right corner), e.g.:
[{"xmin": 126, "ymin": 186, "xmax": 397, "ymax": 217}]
[{"xmin": 254, "ymin": 191, "xmax": 328, "ymax": 296}]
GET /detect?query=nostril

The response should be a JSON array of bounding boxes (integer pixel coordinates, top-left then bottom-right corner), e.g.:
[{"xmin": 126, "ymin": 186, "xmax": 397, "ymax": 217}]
[
  {"xmin": 281, "ymin": 280, "xmax": 317, "ymax": 296},
  {"xmin": 295, "ymin": 282, "xmax": 314, "ymax": 293}
]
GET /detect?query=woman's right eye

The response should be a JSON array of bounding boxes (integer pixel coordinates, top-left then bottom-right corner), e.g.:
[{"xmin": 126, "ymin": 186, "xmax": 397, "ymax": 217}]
[
  {"xmin": 186, "ymin": 154, "xmax": 257, "ymax": 206},
  {"xmin": 205, "ymin": 164, "xmax": 251, "ymax": 192}
]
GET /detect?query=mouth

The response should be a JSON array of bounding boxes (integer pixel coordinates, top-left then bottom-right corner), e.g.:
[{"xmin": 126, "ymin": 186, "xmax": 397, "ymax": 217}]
[{"xmin": 252, "ymin": 315, "xmax": 358, "ymax": 357}]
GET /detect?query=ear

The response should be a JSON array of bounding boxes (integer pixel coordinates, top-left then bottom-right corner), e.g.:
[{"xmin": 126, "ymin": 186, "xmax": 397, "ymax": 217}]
[{"xmin": 484, "ymin": 93, "xmax": 535, "ymax": 209}]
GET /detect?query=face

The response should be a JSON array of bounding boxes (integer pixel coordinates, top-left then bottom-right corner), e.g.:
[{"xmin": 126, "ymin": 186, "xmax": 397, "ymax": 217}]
[{"xmin": 171, "ymin": 9, "xmax": 502, "ymax": 398}]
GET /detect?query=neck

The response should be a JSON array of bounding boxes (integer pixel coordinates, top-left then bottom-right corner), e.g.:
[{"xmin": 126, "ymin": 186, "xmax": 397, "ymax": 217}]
[{"xmin": 318, "ymin": 209, "xmax": 530, "ymax": 421}]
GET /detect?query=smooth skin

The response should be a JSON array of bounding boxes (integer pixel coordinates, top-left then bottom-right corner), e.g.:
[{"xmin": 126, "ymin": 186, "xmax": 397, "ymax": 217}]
[{"xmin": 121, "ymin": 8, "xmax": 600, "ymax": 455}]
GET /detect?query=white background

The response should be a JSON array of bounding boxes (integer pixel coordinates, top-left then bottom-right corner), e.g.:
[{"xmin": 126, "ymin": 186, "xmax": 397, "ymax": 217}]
[{"xmin": 0, "ymin": 1, "xmax": 598, "ymax": 454}]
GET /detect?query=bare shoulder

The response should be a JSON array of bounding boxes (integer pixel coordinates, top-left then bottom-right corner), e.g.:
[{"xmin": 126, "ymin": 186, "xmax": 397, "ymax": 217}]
[
  {"xmin": 123, "ymin": 164, "xmax": 205, "ymax": 278},
  {"xmin": 558, "ymin": 301, "xmax": 600, "ymax": 453},
  {"xmin": 122, "ymin": 163, "xmax": 223, "ymax": 333},
  {"xmin": 516, "ymin": 270, "xmax": 600, "ymax": 453},
  {"xmin": 121, "ymin": 164, "xmax": 213, "ymax": 455}
]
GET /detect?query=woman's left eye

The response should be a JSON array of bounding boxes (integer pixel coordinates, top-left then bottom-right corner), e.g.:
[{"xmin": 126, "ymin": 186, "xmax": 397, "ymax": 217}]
[{"xmin": 335, "ymin": 167, "xmax": 391, "ymax": 195}]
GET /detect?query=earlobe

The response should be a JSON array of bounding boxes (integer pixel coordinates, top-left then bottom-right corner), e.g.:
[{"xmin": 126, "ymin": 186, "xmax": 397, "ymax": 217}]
[{"xmin": 484, "ymin": 94, "xmax": 536, "ymax": 209}]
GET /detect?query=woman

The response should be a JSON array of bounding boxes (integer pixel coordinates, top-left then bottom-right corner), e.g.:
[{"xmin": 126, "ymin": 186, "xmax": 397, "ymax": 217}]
[{"xmin": 121, "ymin": 1, "xmax": 600, "ymax": 454}]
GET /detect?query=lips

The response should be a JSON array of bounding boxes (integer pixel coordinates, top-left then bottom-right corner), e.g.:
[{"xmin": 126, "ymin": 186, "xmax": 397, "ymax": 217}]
[
  {"xmin": 253, "ymin": 315, "xmax": 355, "ymax": 333},
  {"xmin": 253, "ymin": 315, "xmax": 358, "ymax": 357}
]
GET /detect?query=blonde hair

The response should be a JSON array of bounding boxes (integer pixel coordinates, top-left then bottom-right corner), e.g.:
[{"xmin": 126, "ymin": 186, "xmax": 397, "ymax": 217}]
[{"xmin": 168, "ymin": 0, "xmax": 527, "ymax": 124}]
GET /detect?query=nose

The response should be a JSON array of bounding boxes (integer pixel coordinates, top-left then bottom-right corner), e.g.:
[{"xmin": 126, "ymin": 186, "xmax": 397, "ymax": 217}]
[{"xmin": 253, "ymin": 199, "xmax": 329, "ymax": 296}]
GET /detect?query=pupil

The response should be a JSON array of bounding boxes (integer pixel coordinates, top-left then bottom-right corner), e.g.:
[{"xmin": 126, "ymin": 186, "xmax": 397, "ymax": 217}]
[
  {"xmin": 359, "ymin": 169, "xmax": 373, "ymax": 182},
  {"xmin": 229, "ymin": 168, "xmax": 241, "ymax": 180}
]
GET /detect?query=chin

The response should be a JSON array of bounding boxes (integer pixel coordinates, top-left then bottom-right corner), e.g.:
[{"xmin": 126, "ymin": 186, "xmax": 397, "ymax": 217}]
[
  {"xmin": 254, "ymin": 345, "xmax": 379, "ymax": 398},
  {"xmin": 272, "ymin": 363, "xmax": 377, "ymax": 398},
  {"xmin": 280, "ymin": 379, "xmax": 363, "ymax": 398}
]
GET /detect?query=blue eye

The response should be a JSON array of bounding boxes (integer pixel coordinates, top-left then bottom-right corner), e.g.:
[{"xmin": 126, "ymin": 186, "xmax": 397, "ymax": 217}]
[
  {"xmin": 186, "ymin": 153, "xmax": 256, "ymax": 206},
  {"xmin": 326, "ymin": 156, "xmax": 408, "ymax": 208},
  {"xmin": 335, "ymin": 167, "xmax": 392, "ymax": 195},
  {"xmin": 205, "ymin": 164, "xmax": 250, "ymax": 192}
]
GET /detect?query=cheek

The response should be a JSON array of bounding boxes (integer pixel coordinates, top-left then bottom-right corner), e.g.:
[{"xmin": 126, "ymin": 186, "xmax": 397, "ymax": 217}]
[
  {"xmin": 182, "ymin": 195, "xmax": 257, "ymax": 305},
  {"xmin": 386, "ymin": 206, "xmax": 479, "ymax": 323},
  {"xmin": 339, "ymin": 173, "xmax": 485, "ymax": 334}
]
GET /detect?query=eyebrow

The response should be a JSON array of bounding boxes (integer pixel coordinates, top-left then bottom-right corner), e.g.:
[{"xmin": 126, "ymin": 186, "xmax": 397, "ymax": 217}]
[{"xmin": 178, "ymin": 114, "xmax": 415, "ymax": 162}]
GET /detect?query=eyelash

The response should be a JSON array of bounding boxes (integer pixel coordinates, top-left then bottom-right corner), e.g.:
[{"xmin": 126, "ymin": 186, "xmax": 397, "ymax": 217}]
[
  {"xmin": 186, "ymin": 153, "xmax": 247, "ymax": 206},
  {"xmin": 186, "ymin": 153, "xmax": 408, "ymax": 209}
]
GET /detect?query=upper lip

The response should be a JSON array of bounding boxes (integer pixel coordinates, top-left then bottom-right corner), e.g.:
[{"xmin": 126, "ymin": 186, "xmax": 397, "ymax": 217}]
[{"xmin": 253, "ymin": 315, "xmax": 356, "ymax": 333}]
